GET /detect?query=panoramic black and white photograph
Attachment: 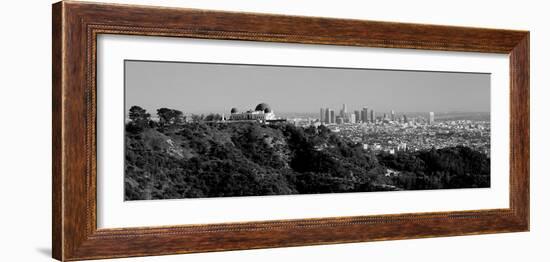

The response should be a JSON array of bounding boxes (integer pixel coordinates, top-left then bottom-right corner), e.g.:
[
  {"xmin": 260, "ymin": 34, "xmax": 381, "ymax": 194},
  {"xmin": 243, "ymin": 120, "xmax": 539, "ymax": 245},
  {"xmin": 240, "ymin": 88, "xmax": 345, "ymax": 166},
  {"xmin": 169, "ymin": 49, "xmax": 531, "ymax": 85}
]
[{"xmin": 124, "ymin": 60, "xmax": 491, "ymax": 201}]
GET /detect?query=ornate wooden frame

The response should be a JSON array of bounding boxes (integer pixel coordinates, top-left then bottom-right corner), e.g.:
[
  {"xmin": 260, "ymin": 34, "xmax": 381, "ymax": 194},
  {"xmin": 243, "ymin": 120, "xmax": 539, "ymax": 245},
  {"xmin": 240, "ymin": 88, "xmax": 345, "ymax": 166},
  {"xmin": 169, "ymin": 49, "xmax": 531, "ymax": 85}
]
[{"xmin": 52, "ymin": 1, "xmax": 530, "ymax": 261}]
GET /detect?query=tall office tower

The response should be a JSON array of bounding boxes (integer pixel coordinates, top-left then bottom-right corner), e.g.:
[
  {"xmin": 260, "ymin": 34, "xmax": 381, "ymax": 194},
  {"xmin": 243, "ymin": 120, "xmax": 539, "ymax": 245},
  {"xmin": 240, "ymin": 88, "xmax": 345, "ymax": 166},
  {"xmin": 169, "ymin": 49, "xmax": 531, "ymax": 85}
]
[
  {"xmin": 370, "ymin": 109, "xmax": 376, "ymax": 123},
  {"xmin": 320, "ymin": 108, "xmax": 325, "ymax": 123},
  {"xmin": 325, "ymin": 108, "xmax": 330, "ymax": 124},
  {"xmin": 403, "ymin": 115, "xmax": 408, "ymax": 123},
  {"xmin": 391, "ymin": 110, "xmax": 395, "ymax": 121},
  {"xmin": 428, "ymin": 112, "xmax": 435, "ymax": 125},
  {"xmin": 361, "ymin": 107, "xmax": 369, "ymax": 123},
  {"xmin": 354, "ymin": 110, "xmax": 361, "ymax": 123},
  {"xmin": 336, "ymin": 116, "xmax": 344, "ymax": 124},
  {"xmin": 363, "ymin": 107, "xmax": 369, "ymax": 123},
  {"xmin": 383, "ymin": 113, "xmax": 387, "ymax": 120},
  {"xmin": 329, "ymin": 109, "xmax": 335, "ymax": 124},
  {"xmin": 350, "ymin": 113, "xmax": 356, "ymax": 124},
  {"xmin": 341, "ymin": 104, "xmax": 347, "ymax": 118}
]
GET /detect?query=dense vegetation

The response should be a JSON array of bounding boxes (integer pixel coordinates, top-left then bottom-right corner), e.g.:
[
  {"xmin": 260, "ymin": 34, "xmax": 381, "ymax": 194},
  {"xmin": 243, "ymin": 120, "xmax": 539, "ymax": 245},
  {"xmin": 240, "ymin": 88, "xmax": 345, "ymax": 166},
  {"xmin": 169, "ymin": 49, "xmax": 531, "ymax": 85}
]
[{"xmin": 124, "ymin": 106, "xmax": 490, "ymax": 200}]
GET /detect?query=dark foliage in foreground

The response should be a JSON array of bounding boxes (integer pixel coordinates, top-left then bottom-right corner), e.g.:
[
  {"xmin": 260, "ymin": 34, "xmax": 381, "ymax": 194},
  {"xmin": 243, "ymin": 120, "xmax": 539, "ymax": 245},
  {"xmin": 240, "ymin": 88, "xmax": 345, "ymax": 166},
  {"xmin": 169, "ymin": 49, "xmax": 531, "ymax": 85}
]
[
  {"xmin": 378, "ymin": 146, "xmax": 490, "ymax": 190},
  {"xmin": 124, "ymin": 120, "xmax": 490, "ymax": 200}
]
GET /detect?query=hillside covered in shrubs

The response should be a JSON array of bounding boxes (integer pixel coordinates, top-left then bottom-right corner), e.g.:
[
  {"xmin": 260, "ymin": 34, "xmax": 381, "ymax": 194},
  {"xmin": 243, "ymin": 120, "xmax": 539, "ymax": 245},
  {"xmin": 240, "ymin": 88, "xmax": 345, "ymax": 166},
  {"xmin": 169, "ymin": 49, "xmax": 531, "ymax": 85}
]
[{"xmin": 124, "ymin": 106, "xmax": 490, "ymax": 200}]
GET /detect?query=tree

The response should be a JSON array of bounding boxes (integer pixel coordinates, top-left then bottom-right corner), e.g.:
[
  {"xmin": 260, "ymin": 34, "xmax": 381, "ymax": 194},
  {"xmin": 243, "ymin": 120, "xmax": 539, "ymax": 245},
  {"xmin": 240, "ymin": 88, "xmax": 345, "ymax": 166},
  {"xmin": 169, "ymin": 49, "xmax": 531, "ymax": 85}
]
[
  {"xmin": 191, "ymin": 114, "xmax": 204, "ymax": 122},
  {"xmin": 157, "ymin": 108, "xmax": 183, "ymax": 126},
  {"xmin": 129, "ymin": 106, "xmax": 150, "ymax": 124},
  {"xmin": 127, "ymin": 106, "xmax": 150, "ymax": 133},
  {"xmin": 204, "ymin": 113, "xmax": 222, "ymax": 122}
]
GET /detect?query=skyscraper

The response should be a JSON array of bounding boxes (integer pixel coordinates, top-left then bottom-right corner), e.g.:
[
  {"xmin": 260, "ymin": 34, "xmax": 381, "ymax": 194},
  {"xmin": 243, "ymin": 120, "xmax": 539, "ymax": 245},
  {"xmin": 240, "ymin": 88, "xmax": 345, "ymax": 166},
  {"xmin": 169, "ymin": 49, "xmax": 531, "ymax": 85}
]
[
  {"xmin": 428, "ymin": 112, "xmax": 435, "ymax": 125},
  {"xmin": 320, "ymin": 108, "xmax": 325, "ymax": 123},
  {"xmin": 354, "ymin": 110, "xmax": 361, "ymax": 124},
  {"xmin": 361, "ymin": 107, "xmax": 369, "ymax": 123},
  {"xmin": 325, "ymin": 108, "xmax": 330, "ymax": 124},
  {"xmin": 341, "ymin": 104, "xmax": 347, "ymax": 118},
  {"xmin": 329, "ymin": 109, "xmax": 335, "ymax": 124},
  {"xmin": 391, "ymin": 110, "xmax": 395, "ymax": 121},
  {"xmin": 370, "ymin": 109, "xmax": 376, "ymax": 123},
  {"xmin": 350, "ymin": 113, "xmax": 356, "ymax": 124}
]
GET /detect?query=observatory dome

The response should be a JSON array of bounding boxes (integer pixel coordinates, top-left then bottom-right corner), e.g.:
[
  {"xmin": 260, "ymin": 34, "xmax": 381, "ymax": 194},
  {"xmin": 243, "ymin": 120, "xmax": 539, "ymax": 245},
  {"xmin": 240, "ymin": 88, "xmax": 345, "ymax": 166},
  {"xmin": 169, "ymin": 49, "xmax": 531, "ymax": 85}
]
[{"xmin": 255, "ymin": 103, "xmax": 272, "ymax": 113}]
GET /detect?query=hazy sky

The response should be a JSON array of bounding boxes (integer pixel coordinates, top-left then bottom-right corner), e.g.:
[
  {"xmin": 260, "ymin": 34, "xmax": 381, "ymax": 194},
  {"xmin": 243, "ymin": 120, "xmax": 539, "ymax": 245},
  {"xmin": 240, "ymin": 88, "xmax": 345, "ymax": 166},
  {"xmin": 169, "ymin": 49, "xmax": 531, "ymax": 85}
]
[{"xmin": 125, "ymin": 60, "xmax": 490, "ymax": 115}]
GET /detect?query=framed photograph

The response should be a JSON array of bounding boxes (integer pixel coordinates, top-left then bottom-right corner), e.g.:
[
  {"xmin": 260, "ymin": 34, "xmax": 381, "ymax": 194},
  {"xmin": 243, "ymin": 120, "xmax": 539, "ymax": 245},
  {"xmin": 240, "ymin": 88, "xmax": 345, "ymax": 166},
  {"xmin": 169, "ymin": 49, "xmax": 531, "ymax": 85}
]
[{"xmin": 52, "ymin": 1, "xmax": 529, "ymax": 261}]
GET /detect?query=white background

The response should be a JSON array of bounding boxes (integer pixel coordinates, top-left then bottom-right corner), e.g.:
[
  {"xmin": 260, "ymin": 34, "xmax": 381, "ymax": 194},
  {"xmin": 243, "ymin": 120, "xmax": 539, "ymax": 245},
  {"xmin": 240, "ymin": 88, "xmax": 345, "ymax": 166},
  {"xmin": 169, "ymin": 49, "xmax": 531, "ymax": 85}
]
[{"xmin": 0, "ymin": 0, "xmax": 547, "ymax": 261}]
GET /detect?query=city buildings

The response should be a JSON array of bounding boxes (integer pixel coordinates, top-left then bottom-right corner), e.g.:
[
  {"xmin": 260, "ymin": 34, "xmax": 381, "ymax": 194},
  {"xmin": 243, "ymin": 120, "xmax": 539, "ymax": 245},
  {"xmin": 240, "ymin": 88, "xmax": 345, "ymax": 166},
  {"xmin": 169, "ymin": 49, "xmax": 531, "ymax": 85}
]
[
  {"xmin": 334, "ymin": 117, "xmax": 490, "ymax": 156},
  {"xmin": 294, "ymin": 105, "xmax": 488, "ymax": 157}
]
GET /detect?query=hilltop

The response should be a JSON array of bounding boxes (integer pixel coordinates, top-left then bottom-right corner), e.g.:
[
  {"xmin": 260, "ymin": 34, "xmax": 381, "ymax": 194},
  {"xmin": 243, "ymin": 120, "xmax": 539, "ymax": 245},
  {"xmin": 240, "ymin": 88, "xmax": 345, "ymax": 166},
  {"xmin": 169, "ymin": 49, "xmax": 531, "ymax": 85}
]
[{"xmin": 125, "ymin": 122, "xmax": 490, "ymax": 200}]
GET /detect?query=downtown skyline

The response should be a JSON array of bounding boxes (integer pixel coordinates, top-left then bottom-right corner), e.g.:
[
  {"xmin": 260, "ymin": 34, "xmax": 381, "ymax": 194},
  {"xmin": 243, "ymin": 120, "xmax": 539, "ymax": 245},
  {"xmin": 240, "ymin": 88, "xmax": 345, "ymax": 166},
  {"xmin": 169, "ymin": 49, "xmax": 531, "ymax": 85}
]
[{"xmin": 319, "ymin": 103, "xmax": 430, "ymax": 125}]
